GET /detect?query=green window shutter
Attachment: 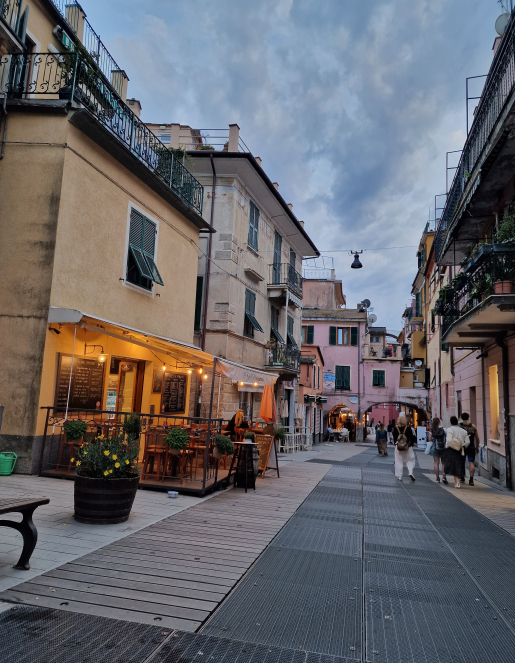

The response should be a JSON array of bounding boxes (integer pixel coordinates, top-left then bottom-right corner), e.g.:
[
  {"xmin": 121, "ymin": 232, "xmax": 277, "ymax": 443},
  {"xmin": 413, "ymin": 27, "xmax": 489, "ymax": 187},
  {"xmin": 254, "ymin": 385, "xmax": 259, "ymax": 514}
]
[
  {"xmin": 373, "ymin": 370, "xmax": 385, "ymax": 387},
  {"xmin": 307, "ymin": 326, "xmax": 314, "ymax": 344},
  {"xmin": 335, "ymin": 365, "xmax": 344, "ymax": 389},
  {"xmin": 351, "ymin": 327, "xmax": 358, "ymax": 346},
  {"xmin": 128, "ymin": 209, "xmax": 164, "ymax": 286},
  {"xmin": 248, "ymin": 201, "xmax": 259, "ymax": 251},
  {"xmin": 329, "ymin": 326, "xmax": 336, "ymax": 345},
  {"xmin": 194, "ymin": 276, "xmax": 203, "ymax": 330},
  {"xmin": 342, "ymin": 366, "xmax": 351, "ymax": 390}
]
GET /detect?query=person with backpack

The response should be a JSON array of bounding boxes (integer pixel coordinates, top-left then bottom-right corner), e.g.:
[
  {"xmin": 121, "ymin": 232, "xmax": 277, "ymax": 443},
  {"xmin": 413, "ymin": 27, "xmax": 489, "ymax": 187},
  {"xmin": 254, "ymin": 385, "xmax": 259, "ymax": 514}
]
[
  {"xmin": 429, "ymin": 417, "xmax": 447, "ymax": 484},
  {"xmin": 460, "ymin": 412, "xmax": 479, "ymax": 486},
  {"xmin": 376, "ymin": 423, "xmax": 388, "ymax": 456},
  {"xmin": 393, "ymin": 415, "xmax": 416, "ymax": 481},
  {"xmin": 444, "ymin": 416, "xmax": 468, "ymax": 488}
]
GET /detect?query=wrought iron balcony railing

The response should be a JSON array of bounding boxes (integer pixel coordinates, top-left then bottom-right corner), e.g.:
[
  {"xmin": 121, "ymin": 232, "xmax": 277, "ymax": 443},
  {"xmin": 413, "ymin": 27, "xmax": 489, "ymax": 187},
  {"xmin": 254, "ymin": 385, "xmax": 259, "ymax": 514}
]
[
  {"xmin": 0, "ymin": 0, "xmax": 21, "ymax": 31},
  {"xmin": 268, "ymin": 263, "xmax": 303, "ymax": 297},
  {"xmin": 0, "ymin": 52, "xmax": 203, "ymax": 215},
  {"xmin": 440, "ymin": 244, "xmax": 515, "ymax": 337},
  {"xmin": 265, "ymin": 343, "xmax": 300, "ymax": 371},
  {"xmin": 435, "ymin": 10, "xmax": 515, "ymax": 260}
]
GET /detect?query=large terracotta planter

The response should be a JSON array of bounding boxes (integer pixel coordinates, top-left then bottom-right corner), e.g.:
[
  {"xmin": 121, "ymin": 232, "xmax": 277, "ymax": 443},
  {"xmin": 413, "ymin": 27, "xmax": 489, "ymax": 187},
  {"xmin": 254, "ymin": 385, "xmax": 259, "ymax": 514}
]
[
  {"xmin": 74, "ymin": 474, "xmax": 139, "ymax": 524},
  {"xmin": 494, "ymin": 280, "xmax": 513, "ymax": 294}
]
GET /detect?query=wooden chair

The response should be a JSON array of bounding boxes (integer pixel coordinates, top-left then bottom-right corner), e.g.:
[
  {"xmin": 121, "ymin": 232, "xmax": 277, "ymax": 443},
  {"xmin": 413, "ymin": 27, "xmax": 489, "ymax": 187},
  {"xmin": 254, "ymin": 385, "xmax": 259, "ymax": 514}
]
[
  {"xmin": 56, "ymin": 427, "xmax": 92, "ymax": 474},
  {"xmin": 141, "ymin": 431, "xmax": 167, "ymax": 480}
]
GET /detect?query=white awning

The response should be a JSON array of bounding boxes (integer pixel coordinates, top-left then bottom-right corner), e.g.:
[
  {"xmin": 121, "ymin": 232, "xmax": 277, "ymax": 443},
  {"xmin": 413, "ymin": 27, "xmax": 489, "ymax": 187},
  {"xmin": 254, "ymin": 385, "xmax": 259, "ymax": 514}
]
[{"xmin": 215, "ymin": 357, "xmax": 278, "ymax": 386}]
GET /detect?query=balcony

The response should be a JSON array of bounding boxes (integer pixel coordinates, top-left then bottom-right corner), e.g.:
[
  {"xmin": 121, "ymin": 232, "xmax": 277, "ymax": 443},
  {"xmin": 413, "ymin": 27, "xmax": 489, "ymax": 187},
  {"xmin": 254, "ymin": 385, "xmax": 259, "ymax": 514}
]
[
  {"xmin": 440, "ymin": 244, "xmax": 515, "ymax": 343},
  {"xmin": 0, "ymin": 0, "xmax": 24, "ymax": 53},
  {"xmin": 0, "ymin": 53, "xmax": 203, "ymax": 215},
  {"xmin": 264, "ymin": 343, "xmax": 300, "ymax": 373},
  {"xmin": 267, "ymin": 263, "xmax": 303, "ymax": 301},
  {"xmin": 435, "ymin": 11, "xmax": 515, "ymax": 264}
]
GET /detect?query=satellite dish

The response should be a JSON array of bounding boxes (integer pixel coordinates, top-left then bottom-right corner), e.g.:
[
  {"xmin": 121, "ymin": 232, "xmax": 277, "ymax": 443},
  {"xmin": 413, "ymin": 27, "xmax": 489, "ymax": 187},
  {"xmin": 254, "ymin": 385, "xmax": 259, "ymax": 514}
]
[
  {"xmin": 368, "ymin": 314, "xmax": 378, "ymax": 325},
  {"xmin": 496, "ymin": 13, "xmax": 510, "ymax": 36},
  {"xmin": 414, "ymin": 360, "xmax": 423, "ymax": 367},
  {"xmin": 362, "ymin": 299, "xmax": 371, "ymax": 308}
]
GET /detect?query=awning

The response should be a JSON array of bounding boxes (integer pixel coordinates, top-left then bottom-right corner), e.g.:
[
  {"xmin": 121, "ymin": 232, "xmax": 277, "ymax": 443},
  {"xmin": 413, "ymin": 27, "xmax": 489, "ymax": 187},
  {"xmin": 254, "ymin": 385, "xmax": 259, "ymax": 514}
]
[
  {"xmin": 215, "ymin": 357, "xmax": 278, "ymax": 386},
  {"xmin": 48, "ymin": 307, "xmax": 213, "ymax": 366},
  {"xmin": 245, "ymin": 312, "xmax": 264, "ymax": 333}
]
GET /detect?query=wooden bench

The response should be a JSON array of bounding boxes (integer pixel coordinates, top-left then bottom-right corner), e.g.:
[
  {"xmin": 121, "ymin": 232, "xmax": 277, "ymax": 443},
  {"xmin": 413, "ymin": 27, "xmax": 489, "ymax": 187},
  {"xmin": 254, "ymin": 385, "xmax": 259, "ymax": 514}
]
[{"xmin": 0, "ymin": 497, "xmax": 50, "ymax": 570}]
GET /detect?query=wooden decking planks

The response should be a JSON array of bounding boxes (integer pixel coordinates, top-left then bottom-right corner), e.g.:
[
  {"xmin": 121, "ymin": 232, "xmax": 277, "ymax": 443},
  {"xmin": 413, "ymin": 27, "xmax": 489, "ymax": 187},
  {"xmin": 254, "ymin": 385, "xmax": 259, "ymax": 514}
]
[{"xmin": 0, "ymin": 462, "xmax": 328, "ymax": 630}]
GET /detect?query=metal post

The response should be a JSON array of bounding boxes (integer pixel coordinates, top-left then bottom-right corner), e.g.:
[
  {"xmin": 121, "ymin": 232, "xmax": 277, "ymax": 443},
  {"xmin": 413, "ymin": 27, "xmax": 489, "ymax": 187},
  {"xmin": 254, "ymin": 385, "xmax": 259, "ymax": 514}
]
[
  {"xmin": 69, "ymin": 52, "xmax": 79, "ymax": 104},
  {"xmin": 38, "ymin": 407, "xmax": 51, "ymax": 477},
  {"xmin": 202, "ymin": 357, "xmax": 218, "ymax": 495}
]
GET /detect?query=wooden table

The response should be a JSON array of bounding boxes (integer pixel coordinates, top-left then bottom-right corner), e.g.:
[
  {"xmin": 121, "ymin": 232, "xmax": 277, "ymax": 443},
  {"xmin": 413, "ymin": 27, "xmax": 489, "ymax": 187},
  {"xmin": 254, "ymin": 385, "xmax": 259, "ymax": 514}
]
[{"xmin": 0, "ymin": 497, "xmax": 50, "ymax": 570}]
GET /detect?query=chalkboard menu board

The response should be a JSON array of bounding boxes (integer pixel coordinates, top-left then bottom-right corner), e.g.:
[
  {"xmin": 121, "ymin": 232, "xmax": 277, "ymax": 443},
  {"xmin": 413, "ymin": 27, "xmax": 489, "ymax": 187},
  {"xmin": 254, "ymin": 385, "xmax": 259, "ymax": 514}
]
[
  {"xmin": 161, "ymin": 372, "xmax": 187, "ymax": 413},
  {"xmin": 55, "ymin": 354, "xmax": 106, "ymax": 410}
]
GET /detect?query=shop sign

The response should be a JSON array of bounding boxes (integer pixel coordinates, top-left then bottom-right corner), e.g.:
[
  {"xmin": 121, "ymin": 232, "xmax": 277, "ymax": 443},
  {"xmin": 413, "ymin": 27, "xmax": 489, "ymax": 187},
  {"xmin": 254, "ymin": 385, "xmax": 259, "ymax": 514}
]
[
  {"xmin": 349, "ymin": 396, "xmax": 358, "ymax": 404},
  {"xmin": 323, "ymin": 373, "xmax": 335, "ymax": 391}
]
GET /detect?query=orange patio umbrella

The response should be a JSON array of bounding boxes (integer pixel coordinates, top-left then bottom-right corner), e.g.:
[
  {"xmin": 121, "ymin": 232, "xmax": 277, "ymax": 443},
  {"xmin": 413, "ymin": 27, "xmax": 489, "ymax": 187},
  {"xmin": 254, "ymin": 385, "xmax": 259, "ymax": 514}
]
[{"xmin": 259, "ymin": 385, "xmax": 277, "ymax": 423}]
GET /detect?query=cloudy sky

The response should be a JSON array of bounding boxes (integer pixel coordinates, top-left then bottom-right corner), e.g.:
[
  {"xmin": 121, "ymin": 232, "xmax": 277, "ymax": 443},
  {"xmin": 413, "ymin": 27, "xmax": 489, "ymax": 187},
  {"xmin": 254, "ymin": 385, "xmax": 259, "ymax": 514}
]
[{"xmin": 87, "ymin": 0, "xmax": 502, "ymax": 330}]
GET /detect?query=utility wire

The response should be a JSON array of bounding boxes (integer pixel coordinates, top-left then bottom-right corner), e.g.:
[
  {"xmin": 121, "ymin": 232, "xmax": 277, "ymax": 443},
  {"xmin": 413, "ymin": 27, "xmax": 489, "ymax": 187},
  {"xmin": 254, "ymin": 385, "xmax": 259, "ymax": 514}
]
[{"xmin": 317, "ymin": 245, "xmax": 417, "ymax": 253}]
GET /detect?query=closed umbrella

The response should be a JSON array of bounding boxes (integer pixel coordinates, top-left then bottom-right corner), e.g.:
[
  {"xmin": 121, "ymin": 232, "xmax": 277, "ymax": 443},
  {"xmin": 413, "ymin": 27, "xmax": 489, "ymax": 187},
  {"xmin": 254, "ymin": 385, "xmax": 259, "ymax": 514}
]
[{"xmin": 259, "ymin": 385, "xmax": 277, "ymax": 423}]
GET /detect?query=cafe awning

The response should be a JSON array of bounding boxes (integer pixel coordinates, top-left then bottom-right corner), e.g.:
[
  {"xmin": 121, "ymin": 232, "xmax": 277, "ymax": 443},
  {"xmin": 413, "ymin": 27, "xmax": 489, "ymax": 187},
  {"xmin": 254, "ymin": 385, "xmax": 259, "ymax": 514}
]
[
  {"xmin": 47, "ymin": 307, "xmax": 214, "ymax": 367},
  {"xmin": 214, "ymin": 357, "xmax": 279, "ymax": 386}
]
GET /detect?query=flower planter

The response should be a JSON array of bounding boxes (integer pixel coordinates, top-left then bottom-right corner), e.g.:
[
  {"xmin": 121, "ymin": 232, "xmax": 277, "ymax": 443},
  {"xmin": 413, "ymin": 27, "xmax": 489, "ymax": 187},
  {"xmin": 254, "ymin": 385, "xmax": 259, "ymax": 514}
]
[
  {"xmin": 213, "ymin": 447, "xmax": 224, "ymax": 460},
  {"xmin": 169, "ymin": 448, "xmax": 184, "ymax": 456},
  {"xmin": 74, "ymin": 474, "xmax": 139, "ymax": 524},
  {"xmin": 494, "ymin": 280, "xmax": 513, "ymax": 294},
  {"xmin": 59, "ymin": 86, "xmax": 83, "ymax": 103}
]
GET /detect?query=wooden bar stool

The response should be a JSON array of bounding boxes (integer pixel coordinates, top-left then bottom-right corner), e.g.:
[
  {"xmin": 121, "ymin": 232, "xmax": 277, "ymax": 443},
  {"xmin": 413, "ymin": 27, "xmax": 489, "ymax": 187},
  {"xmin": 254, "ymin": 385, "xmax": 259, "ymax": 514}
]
[{"xmin": 141, "ymin": 431, "xmax": 167, "ymax": 480}]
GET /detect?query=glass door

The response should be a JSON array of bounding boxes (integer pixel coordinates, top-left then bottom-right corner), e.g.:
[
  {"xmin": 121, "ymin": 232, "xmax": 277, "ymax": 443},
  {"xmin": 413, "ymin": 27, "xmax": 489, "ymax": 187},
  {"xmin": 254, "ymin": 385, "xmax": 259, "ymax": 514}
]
[{"xmin": 116, "ymin": 361, "xmax": 138, "ymax": 413}]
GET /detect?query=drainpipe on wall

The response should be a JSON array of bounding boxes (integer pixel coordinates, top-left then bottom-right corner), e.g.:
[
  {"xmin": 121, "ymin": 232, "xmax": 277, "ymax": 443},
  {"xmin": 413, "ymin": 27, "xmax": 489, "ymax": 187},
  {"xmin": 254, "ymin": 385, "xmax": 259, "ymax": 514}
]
[
  {"xmin": 201, "ymin": 154, "xmax": 216, "ymax": 351},
  {"xmin": 497, "ymin": 335, "xmax": 512, "ymax": 490},
  {"xmin": 0, "ymin": 95, "xmax": 8, "ymax": 160}
]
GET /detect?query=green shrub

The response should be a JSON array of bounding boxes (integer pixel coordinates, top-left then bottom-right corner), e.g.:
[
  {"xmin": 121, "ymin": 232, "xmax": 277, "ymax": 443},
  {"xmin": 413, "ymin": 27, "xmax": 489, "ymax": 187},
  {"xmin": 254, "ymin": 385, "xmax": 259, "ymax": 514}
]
[
  {"xmin": 123, "ymin": 414, "xmax": 141, "ymax": 442},
  {"xmin": 64, "ymin": 419, "xmax": 88, "ymax": 441},
  {"xmin": 73, "ymin": 434, "xmax": 139, "ymax": 479},
  {"xmin": 165, "ymin": 427, "xmax": 189, "ymax": 451},
  {"xmin": 215, "ymin": 435, "xmax": 234, "ymax": 455},
  {"xmin": 274, "ymin": 426, "xmax": 286, "ymax": 440}
]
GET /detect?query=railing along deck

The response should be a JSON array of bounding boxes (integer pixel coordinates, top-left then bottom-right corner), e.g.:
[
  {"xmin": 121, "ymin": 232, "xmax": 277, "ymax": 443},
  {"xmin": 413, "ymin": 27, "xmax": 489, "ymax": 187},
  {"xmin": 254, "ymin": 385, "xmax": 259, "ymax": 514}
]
[
  {"xmin": 268, "ymin": 263, "xmax": 303, "ymax": 297},
  {"xmin": 0, "ymin": 52, "xmax": 204, "ymax": 214}
]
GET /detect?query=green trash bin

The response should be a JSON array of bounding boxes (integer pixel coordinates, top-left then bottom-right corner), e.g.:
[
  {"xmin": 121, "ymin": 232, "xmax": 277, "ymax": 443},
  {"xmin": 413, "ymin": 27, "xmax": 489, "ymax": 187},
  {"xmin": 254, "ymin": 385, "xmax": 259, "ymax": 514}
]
[{"xmin": 0, "ymin": 452, "xmax": 17, "ymax": 475}]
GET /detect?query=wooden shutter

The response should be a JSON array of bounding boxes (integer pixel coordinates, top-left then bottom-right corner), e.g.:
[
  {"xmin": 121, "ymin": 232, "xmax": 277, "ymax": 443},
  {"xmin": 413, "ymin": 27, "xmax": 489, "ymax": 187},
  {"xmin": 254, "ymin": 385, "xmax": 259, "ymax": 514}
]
[
  {"xmin": 307, "ymin": 326, "xmax": 314, "ymax": 344},
  {"xmin": 329, "ymin": 326, "xmax": 337, "ymax": 345},
  {"xmin": 351, "ymin": 327, "xmax": 358, "ymax": 346},
  {"xmin": 342, "ymin": 366, "xmax": 351, "ymax": 390},
  {"xmin": 335, "ymin": 365, "xmax": 344, "ymax": 389},
  {"xmin": 194, "ymin": 276, "xmax": 203, "ymax": 330},
  {"xmin": 248, "ymin": 201, "xmax": 259, "ymax": 251}
]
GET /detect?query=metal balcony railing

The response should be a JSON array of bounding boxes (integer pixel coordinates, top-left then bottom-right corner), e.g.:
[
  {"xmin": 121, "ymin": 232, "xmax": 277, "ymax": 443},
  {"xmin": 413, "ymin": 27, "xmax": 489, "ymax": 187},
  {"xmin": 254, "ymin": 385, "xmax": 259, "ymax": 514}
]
[
  {"xmin": 179, "ymin": 128, "xmax": 250, "ymax": 153},
  {"xmin": 265, "ymin": 343, "xmax": 300, "ymax": 371},
  {"xmin": 0, "ymin": 0, "xmax": 21, "ymax": 31},
  {"xmin": 440, "ymin": 244, "xmax": 515, "ymax": 337},
  {"xmin": 268, "ymin": 263, "xmax": 303, "ymax": 297},
  {"xmin": 435, "ymin": 10, "xmax": 515, "ymax": 260},
  {"xmin": 0, "ymin": 52, "xmax": 203, "ymax": 215}
]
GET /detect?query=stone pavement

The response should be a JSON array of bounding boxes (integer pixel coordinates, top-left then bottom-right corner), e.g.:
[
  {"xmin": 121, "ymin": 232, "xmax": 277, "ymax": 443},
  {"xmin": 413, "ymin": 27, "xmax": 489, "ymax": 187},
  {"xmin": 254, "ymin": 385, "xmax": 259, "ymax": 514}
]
[{"xmin": 3, "ymin": 442, "xmax": 515, "ymax": 662}]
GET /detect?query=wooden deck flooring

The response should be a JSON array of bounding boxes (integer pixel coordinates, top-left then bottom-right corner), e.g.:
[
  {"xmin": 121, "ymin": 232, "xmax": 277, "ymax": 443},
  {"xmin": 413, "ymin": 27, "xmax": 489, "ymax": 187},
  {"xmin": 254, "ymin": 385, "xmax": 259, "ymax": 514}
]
[{"xmin": 0, "ymin": 462, "xmax": 328, "ymax": 630}]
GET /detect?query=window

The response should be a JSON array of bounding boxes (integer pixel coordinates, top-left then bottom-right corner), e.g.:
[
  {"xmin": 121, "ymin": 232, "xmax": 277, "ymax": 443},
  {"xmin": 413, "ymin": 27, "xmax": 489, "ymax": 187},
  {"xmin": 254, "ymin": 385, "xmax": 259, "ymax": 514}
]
[
  {"xmin": 351, "ymin": 327, "xmax": 358, "ymax": 346},
  {"xmin": 239, "ymin": 391, "xmax": 254, "ymax": 421},
  {"xmin": 302, "ymin": 325, "xmax": 314, "ymax": 344},
  {"xmin": 372, "ymin": 370, "xmax": 385, "ymax": 387},
  {"xmin": 317, "ymin": 365, "xmax": 320, "ymax": 389},
  {"xmin": 270, "ymin": 306, "xmax": 284, "ymax": 343},
  {"xmin": 194, "ymin": 276, "xmax": 203, "ymax": 330},
  {"xmin": 330, "ymin": 326, "xmax": 352, "ymax": 345},
  {"xmin": 287, "ymin": 315, "xmax": 297, "ymax": 347},
  {"xmin": 313, "ymin": 364, "xmax": 316, "ymax": 388},
  {"xmin": 158, "ymin": 133, "xmax": 171, "ymax": 143},
  {"xmin": 335, "ymin": 365, "xmax": 351, "ymax": 391},
  {"xmin": 370, "ymin": 335, "xmax": 381, "ymax": 344},
  {"xmin": 244, "ymin": 289, "xmax": 263, "ymax": 338},
  {"xmin": 126, "ymin": 208, "xmax": 164, "ymax": 291},
  {"xmin": 489, "ymin": 364, "xmax": 500, "ymax": 441},
  {"xmin": 272, "ymin": 231, "xmax": 282, "ymax": 283},
  {"xmin": 248, "ymin": 201, "xmax": 259, "ymax": 251}
]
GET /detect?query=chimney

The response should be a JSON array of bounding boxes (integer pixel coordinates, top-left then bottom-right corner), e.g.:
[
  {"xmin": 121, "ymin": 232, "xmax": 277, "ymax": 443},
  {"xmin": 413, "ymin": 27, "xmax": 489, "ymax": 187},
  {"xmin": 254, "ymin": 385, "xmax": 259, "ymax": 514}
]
[
  {"xmin": 111, "ymin": 70, "xmax": 129, "ymax": 100},
  {"xmin": 228, "ymin": 124, "xmax": 240, "ymax": 152},
  {"xmin": 170, "ymin": 123, "xmax": 180, "ymax": 149},
  {"xmin": 273, "ymin": 182, "xmax": 279, "ymax": 191},
  {"xmin": 127, "ymin": 98, "xmax": 142, "ymax": 118},
  {"xmin": 287, "ymin": 203, "xmax": 293, "ymax": 211},
  {"xmin": 255, "ymin": 156, "xmax": 262, "ymax": 166},
  {"xmin": 299, "ymin": 220, "xmax": 304, "ymax": 228}
]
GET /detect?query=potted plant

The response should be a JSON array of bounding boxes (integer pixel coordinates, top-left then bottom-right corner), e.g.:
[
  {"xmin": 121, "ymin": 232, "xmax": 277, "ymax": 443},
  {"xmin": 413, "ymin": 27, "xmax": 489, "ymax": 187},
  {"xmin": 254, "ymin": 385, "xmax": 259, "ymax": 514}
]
[
  {"xmin": 243, "ymin": 431, "xmax": 255, "ymax": 442},
  {"xmin": 214, "ymin": 434, "xmax": 234, "ymax": 459},
  {"xmin": 274, "ymin": 427, "xmax": 286, "ymax": 442},
  {"xmin": 64, "ymin": 419, "xmax": 88, "ymax": 443},
  {"xmin": 165, "ymin": 427, "xmax": 189, "ymax": 455},
  {"xmin": 123, "ymin": 414, "xmax": 141, "ymax": 442},
  {"xmin": 71, "ymin": 433, "xmax": 140, "ymax": 524}
]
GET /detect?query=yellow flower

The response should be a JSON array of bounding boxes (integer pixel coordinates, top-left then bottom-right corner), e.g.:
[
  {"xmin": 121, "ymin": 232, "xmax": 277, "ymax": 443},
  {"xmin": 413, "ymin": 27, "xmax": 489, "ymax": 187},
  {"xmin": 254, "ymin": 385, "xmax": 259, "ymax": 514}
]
[
  {"xmin": 84, "ymin": 451, "xmax": 88, "ymax": 455},
  {"xmin": 104, "ymin": 471, "xmax": 108, "ymax": 476},
  {"xmin": 112, "ymin": 454, "xmax": 118, "ymax": 460},
  {"xmin": 76, "ymin": 461, "xmax": 81, "ymax": 466},
  {"xmin": 71, "ymin": 458, "xmax": 75, "ymax": 463},
  {"xmin": 104, "ymin": 450, "xmax": 110, "ymax": 456},
  {"xmin": 125, "ymin": 460, "xmax": 129, "ymax": 465},
  {"xmin": 115, "ymin": 462, "xmax": 120, "ymax": 468},
  {"xmin": 109, "ymin": 469, "xmax": 113, "ymax": 474}
]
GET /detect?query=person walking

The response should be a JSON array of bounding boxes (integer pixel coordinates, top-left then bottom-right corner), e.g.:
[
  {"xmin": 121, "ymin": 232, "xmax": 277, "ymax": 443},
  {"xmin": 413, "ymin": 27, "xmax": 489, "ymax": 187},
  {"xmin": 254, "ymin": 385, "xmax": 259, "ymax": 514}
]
[
  {"xmin": 376, "ymin": 423, "xmax": 388, "ymax": 456},
  {"xmin": 460, "ymin": 412, "xmax": 479, "ymax": 486},
  {"xmin": 444, "ymin": 416, "xmax": 468, "ymax": 488},
  {"xmin": 387, "ymin": 422, "xmax": 394, "ymax": 446},
  {"xmin": 393, "ymin": 415, "xmax": 416, "ymax": 482},
  {"xmin": 430, "ymin": 417, "xmax": 447, "ymax": 484}
]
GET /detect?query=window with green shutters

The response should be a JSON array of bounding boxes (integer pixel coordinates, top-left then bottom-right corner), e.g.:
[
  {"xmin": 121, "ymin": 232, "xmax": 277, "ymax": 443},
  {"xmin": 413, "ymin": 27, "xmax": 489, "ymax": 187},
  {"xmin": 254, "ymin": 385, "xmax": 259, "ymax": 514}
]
[
  {"xmin": 270, "ymin": 306, "xmax": 284, "ymax": 343},
  {"xmin": 244, "ymin": 288, "xmax": 263, "ymax": 338},
  {"xmin": 287, "ymin": 315, "xmax": 297, "ymax": 347},
  {"xmin": 248, "ymin": 201, "xmax": 259, "ymax": 251},
  {"xmin": 126, "ymin": 208, "xmax": 164, "ymax": 291},
  {"xmin": 335, "ymin": 366, "xmax": 351, "ymax": 391},
  {"xmin": 302, "ymin": 325, "xmax": 314, "ymax": 344},
  {"xmin": 351, "ymin": 327, "xmax": 358, "ymax": 346},
  {"xmin": 329, "ymin": 326, "xmax": 337, "ymax": 345},
  {"xmin": 372, "ymin": 370, "xmax": 385, "ymax": 387}
]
